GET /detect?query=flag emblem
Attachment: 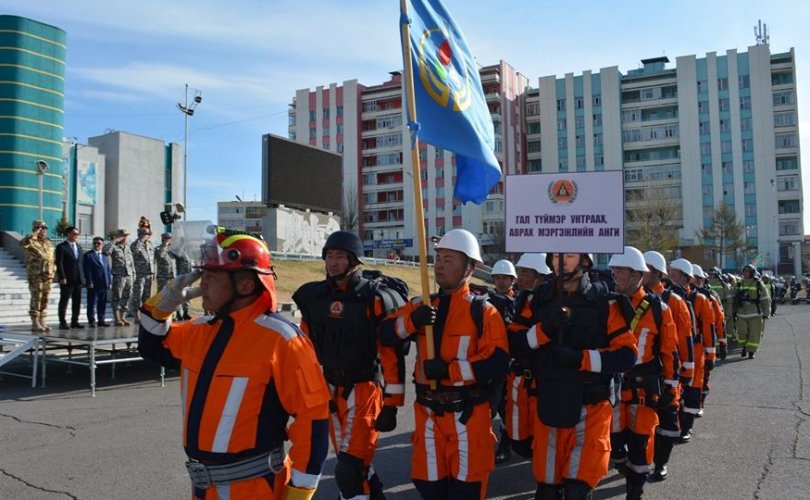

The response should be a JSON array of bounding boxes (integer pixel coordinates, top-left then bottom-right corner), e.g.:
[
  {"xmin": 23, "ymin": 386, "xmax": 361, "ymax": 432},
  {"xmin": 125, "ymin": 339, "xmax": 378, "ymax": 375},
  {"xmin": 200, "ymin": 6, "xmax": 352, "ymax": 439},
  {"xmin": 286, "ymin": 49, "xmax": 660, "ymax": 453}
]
[{"xmin": 417, "ymin": 28, "xmax": 472, "ymax": 111}]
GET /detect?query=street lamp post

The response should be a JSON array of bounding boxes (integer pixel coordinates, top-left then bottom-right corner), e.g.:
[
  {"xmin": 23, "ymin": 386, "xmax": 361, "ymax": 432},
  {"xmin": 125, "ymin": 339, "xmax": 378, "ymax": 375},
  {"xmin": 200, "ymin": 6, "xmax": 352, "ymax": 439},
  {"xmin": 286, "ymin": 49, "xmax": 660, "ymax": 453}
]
[
  {"xmin": 35, "ymin": 160, "xmax": 49, "ymax": 220},
  {"xmin": 177, "ymin": 84, "xmax": 202, "ymax": 219}
]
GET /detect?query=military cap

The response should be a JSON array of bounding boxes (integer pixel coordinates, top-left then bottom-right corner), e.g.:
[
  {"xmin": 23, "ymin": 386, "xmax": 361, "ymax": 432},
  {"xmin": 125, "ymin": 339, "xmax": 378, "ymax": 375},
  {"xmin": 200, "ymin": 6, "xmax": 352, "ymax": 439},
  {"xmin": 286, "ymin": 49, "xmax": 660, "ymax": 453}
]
[
  {"xmin": 113, "ymin": 228, "xmax": 130, "ymax": 238},
  {"xmin": 32, "ymin": 220, "xmax": 47, "ymax": 229},
  {"xmin": 137, "ymin": 227, "xmax": 152, "ymax": 237},
  {"xmin": 161, "ymin": 232, "xmax": 172, "ymax": 240}
]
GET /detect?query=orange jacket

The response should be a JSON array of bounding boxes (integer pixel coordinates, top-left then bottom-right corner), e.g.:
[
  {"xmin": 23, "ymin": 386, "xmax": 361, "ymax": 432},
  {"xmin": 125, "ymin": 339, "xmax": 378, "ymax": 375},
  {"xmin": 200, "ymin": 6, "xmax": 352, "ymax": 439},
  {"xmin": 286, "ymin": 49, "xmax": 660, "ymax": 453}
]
[
  {"xmin": 652, "ymin": 282, "xmax": 694, "ymax": 381},
  {"xmin": 628, "ymin": 287, "xmax": 678, "ymax": 389},
  {"xmin": 379, "ymin": 283, "xmax": 509, "ymax": 389},
  {"xmin": 139, "ymin": 292, "xmax": 330, "ymax": 490},
  {"xmin": 707, "ymin": 292, "xmax": 726, "ymax": 341},
  {"xmin": 688, "ymin": 286, "xmax": 717, "ymax": 362}
]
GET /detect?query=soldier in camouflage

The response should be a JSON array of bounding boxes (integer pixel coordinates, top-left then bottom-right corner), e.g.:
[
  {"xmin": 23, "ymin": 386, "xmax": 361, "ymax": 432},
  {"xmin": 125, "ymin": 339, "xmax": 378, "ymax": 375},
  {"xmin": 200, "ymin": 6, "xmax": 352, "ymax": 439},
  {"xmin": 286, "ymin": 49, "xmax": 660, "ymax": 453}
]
[
  {"xmin": 130, "ymin": 227, "xmax": 155, "ymax": 323},
  {"xmin": 170, "ymin": 248, "xmax": 192, "ymax": 320},
  {"xmin": 21, "ymin": 220, "xmax": 56, "ymax": 332},
  {"xmin": 103, "ymin": 228, "xmax": 135, "ymax": 326},
  {"xmin": 154, "ymin": 232, "xmax": 176, "ymax": 291}
]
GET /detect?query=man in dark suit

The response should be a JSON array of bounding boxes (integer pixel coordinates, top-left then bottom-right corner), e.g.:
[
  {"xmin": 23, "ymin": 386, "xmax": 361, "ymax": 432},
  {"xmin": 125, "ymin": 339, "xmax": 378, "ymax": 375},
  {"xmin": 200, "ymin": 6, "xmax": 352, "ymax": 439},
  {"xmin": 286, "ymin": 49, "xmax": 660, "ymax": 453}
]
[
  {"xmin": 82, "ymin": 236, "xmax": 112, "ymax": 327},
  {"xmin": 55, "ymin": 225, "xmax": 84, "ymax": 329}
]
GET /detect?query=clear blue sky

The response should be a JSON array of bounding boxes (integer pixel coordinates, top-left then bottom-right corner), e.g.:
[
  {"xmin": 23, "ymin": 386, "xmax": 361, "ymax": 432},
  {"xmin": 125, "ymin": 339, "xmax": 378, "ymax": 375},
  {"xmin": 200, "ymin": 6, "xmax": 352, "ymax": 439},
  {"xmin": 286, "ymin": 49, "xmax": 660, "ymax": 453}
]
[{"xmin": 4, "ymin": 0, "xmax": 809, "ymax": 231}]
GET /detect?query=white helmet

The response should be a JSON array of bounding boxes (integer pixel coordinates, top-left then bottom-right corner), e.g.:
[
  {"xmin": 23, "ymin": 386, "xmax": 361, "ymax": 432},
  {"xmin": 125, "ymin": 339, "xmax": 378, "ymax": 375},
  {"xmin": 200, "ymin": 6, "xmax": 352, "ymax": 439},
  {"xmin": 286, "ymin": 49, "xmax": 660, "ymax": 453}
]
[
  {"xmin": 692, "ymin": 264, "xmax": 707, "ymax": 279},
  {"xmin": 643, "ymin": 251, "xmax": 668, "ymax": 275},
  {"xmin": 435, "ymin": 229, "xmax": 482, "ymax": 263},
  {"xmin": 608, "ymin": 246, "xmax": 647, "ymax": 272},
  {"xmin": 517, "ymin": 253, "xmax": 552, "ymax": 275},
  {"xmin": 669, "ymin": 258, "xmax": 693, "ymax": 276},
  {"xmin": 492, "ymin": 259, "xmax": 517, "ymax": 278}
]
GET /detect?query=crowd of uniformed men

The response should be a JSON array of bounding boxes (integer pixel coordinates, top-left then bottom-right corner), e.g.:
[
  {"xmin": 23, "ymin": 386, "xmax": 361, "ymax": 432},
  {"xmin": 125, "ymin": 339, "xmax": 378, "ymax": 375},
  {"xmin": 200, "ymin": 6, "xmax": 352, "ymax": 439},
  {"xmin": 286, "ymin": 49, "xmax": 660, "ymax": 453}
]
[
  {"xmin": 20, "ymin": 217, "xmax": 192, "ymax": 332},
  {"xmin": 134, "ymin": 226, "xmax": 772, "ymax": 500}
]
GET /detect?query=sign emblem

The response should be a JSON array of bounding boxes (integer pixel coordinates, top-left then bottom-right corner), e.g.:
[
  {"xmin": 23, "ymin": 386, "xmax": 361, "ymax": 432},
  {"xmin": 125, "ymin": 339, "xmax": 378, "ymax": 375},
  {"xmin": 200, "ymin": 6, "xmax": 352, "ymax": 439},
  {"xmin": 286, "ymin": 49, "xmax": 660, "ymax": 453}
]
[
  {"xmin": 329, "ymin": 301, "xmax": 344, "ymax": 317},
  {"xmin": 548, "ymin": 179, "xmax": 578, "ymax": 204},
  {"xmin": 417, "ymin": 28, "xmax": 472, "ymax": 111}
]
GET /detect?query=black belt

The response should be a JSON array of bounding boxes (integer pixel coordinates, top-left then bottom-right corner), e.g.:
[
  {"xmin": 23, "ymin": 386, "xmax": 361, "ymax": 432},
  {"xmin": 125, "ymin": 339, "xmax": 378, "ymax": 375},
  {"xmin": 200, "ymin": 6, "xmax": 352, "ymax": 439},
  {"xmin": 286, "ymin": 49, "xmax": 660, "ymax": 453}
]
[
  {"xmin": 510, "ymin": 359, "xmax": 534, "ymax": 379},
  {"xmin": 185, "ymin": 448, "xmax": 284, "ymax": 490},
  {"xmin": 324, "ymin": 367, "xmax": 378, "ymax": 400},
  {"xmin": 415, "ymin": 386, "xmax": 487, "ymax": 423}
]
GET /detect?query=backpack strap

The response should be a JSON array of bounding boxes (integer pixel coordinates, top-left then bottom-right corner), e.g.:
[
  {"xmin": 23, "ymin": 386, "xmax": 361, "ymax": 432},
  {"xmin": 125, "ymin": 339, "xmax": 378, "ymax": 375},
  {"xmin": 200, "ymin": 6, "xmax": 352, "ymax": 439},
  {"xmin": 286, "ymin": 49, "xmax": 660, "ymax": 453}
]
[{"xmin": 469, "ymin": 294, "xmax": 487, "ymax": 338}]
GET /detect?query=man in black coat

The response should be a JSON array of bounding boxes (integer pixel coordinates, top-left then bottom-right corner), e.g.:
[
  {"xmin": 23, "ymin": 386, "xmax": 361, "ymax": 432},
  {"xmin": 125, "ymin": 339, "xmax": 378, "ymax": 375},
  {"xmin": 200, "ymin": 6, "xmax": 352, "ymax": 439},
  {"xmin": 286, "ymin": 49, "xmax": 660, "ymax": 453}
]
[
  {"xmin": 82, "ymin": 236, "xmax": 112, "ymax": 327},
  {"xmin": 55, "ymin": 226, "xmax": 84, "ymax": 329}
]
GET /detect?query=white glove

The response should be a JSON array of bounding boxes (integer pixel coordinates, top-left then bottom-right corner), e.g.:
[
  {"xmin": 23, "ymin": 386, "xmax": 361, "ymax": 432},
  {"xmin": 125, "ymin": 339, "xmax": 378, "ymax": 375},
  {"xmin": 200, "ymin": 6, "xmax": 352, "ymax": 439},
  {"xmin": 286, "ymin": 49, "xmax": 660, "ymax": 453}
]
[{"xmin": 144, "ymin": 270, "xmax": 203, "ymax": 320}]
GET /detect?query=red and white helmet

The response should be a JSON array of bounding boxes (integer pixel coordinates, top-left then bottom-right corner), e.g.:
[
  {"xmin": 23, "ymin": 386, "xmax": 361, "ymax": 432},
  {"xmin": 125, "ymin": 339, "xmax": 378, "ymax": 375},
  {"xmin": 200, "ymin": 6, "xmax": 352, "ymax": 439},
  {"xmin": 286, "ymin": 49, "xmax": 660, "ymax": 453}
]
[{"xmin": 200, "ymin": 227, "xmax": 277, "ymax": 297}]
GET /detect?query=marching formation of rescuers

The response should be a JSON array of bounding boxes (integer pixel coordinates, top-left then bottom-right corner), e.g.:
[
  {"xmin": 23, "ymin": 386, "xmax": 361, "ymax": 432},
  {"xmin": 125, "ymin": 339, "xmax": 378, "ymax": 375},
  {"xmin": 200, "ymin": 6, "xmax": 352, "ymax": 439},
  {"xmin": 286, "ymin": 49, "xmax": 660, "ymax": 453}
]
[{"xmin": 137, "ymin": 226, "xmax": 754, "ymax": 499}]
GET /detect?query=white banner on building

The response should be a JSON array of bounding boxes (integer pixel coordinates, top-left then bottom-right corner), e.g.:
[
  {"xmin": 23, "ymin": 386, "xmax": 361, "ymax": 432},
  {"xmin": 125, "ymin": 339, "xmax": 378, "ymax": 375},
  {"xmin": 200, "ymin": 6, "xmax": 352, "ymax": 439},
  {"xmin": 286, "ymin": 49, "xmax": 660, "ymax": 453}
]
[{"xmin": 505, "ymin": 171, "xmax": 624, "ymax": 253}]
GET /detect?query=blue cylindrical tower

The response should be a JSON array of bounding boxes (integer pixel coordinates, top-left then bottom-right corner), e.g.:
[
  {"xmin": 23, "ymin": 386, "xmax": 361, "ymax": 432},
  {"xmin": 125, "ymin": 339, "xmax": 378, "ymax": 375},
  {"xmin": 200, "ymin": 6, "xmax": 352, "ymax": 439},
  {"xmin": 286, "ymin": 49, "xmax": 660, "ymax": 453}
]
[{"xmin": 0, "ymin": 15, "xmax": 66, "ymax": 233}]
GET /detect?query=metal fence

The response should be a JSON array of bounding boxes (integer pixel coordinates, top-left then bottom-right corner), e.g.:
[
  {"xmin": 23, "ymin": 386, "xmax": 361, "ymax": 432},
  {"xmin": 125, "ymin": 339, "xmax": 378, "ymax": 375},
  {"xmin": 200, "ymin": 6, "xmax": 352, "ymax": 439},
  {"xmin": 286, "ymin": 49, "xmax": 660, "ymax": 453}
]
[{"xmin": 270, "ymin": 251, "xmax": 431, "ymax": 269}]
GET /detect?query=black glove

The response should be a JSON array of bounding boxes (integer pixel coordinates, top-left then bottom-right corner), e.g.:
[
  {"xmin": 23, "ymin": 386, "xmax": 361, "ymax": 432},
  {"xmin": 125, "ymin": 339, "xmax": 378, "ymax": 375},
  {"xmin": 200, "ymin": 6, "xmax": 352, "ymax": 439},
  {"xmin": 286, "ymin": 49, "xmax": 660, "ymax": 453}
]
[
  {"xmin": 718, "ymin": 342, "xmax": 728, "ymax": 360},
  {"xmin": 551, "ymin": 344, "xmax": 582, "ymax": 369},
  {"xmin": 705, "ymin": 359, "xmax": 715, "ymax": 371},
  {"xmin": 410, "ymin": 305, "xmax": 437, "ymax": 327},
  {"xmin": 679, "ymin": 375, "xmax": 692, "ymax": 386},
  {"xmin": 656, "ymin": 389, "xmax": 676, "ymax": 410},
  {"xmin": 375, "ymin": 406, "xmax": 398, "ymax": 432},
  {"xmin": 423, "ymin": 358, "xmax": 450, "ymax": 380}
]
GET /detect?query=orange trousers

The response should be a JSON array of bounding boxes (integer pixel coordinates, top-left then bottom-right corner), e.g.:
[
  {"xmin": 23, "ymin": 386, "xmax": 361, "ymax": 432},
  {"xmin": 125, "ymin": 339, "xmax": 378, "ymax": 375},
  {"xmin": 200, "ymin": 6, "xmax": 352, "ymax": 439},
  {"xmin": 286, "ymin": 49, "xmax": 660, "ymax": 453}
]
[
  {"xmin": 531, "ymin": 401, "xmax": 612, "ymax": 488},
  {"xmin": 411, "ymin": 400, "xmax": 496, "ymax": 496},
  {"xmin": 328, "ymin": 381, "xmax": 382, "ymax": 461},
  {"xmin": 504, "ymin": 372, "xmax": 535, "ymax": 441},
  {"xmin": 611, "ymin": 396, "xmax": 659, "ymax": 476}
]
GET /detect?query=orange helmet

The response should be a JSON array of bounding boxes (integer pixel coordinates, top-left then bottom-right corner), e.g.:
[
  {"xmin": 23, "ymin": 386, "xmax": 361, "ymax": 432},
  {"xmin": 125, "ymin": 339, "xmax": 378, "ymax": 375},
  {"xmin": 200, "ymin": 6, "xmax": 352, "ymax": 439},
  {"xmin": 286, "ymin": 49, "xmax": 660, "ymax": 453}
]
[{"xmin": 200, "ymin": 228, "xmax": 277, "ymax": 297}]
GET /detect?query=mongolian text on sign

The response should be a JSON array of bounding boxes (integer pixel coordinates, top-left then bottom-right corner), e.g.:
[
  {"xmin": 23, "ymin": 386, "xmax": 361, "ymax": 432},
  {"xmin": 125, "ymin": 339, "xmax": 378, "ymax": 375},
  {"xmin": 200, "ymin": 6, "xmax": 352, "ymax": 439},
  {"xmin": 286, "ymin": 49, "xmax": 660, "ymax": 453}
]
[{"xmin": 505, "ymin": 171, "xmax": 625, "ymax": 253}]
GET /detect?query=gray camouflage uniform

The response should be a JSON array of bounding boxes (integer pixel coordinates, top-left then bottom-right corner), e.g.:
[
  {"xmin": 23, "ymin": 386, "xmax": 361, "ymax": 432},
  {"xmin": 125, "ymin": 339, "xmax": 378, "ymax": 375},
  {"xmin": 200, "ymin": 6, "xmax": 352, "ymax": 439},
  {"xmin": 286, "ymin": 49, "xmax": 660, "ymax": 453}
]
[
  {"xmin": 103, "ymin": 237, "xmax": 135, "ymax": 314},
  {"xmin": 154, "ymin": 239, "xmax": 176, "ymax": 293},
  {"xmin": 130, "ymin": 235, "xmax": 155, "ymax": 312}
]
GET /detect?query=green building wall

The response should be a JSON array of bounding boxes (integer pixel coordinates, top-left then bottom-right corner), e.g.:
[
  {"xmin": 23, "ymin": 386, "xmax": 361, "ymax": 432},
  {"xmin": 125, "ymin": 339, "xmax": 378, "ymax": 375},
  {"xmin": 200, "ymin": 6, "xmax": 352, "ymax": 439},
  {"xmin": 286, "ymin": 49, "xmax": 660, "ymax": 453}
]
[{"xmin": 0, "ymin": 15, "xmax": 65, "ymax": 233}]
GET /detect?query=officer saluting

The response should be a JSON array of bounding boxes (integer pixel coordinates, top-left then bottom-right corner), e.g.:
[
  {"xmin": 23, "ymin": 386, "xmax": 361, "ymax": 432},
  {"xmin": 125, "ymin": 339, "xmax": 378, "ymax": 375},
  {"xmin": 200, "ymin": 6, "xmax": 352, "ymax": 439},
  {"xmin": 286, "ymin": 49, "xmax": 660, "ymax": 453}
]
[{"xmin": 139, "ymin": 228, "xmax": 331, "ymax": 499}]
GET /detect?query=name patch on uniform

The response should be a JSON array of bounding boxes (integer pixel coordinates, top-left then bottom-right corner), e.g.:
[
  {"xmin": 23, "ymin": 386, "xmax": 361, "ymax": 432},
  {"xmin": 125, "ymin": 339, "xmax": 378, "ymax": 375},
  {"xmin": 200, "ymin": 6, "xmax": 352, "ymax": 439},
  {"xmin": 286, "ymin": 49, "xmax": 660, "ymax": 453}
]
[{"xmin": 329, "ymin": 300, "xmax": 344, "ymax": 317}]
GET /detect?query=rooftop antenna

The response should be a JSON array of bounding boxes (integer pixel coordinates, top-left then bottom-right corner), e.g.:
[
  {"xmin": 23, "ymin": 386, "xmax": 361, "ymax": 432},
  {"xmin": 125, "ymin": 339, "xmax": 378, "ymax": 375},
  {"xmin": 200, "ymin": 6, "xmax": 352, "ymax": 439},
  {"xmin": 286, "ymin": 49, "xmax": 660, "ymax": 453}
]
[{"xmin": 754, "ymin": 20, "xmax": 769, "ymax": 46}]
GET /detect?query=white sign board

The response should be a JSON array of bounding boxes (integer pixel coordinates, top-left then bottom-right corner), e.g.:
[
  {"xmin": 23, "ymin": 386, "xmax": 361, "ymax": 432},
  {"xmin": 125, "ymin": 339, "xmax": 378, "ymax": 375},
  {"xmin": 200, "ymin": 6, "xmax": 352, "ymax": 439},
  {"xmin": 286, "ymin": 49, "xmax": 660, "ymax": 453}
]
[{"xmin": 505, "ymin": 171, "xmax": 625, "ymax": 253}]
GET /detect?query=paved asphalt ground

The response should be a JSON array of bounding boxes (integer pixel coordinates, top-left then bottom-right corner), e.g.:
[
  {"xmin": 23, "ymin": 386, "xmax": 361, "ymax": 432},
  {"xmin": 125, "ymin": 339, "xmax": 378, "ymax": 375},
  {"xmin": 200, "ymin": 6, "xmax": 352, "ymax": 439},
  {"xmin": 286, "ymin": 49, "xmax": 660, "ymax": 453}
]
[{"xmin": 1, "ymin": 303, "xmax": 808, "ymax": 499}]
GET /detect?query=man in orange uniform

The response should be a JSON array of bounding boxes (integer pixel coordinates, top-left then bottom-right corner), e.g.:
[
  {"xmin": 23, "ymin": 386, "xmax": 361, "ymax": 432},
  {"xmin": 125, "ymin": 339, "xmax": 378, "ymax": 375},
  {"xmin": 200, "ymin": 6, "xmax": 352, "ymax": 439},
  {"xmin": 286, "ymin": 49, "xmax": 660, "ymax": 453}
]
[
  {"xmin": 692, "ymin": 264, "xmax": 724, "ymax": 416},
  {"xmin": 668, "ymin": 258, "xmax": 715, "ymax": 443},
  {"xmin": 515, "ymin": 253, "xmax": 637, "ymax": 499},
  {"xmin": 378, "ymin": 229, "xmax": 509, "ymax": 500},
  {"xmin": 292, "ymin": 231, "xmax": 407, "ymax": 500},
  {"xmin": 642, "ymin": 251, "xmax": 694, "ymax": 482},
  {"xmin": 607, "ymin": 247, "xmax": 678, "ymax": 499},
  {"xmin": 138, "ymin": 228, "xmax": 331, "ymax": 500},
  {"xmin": 501, "ymin": 253, "xmax": 554, "ymax": 462}
]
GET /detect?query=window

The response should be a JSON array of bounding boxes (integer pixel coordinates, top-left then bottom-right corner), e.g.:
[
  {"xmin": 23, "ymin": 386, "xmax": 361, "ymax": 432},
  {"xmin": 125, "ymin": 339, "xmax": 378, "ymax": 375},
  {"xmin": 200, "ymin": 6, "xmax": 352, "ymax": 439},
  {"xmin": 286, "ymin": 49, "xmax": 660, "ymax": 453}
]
[
  {"xmin": 558, "ymin": 118, "xmax": 567, "ymax": 130},
  {"xmin": 558, "ymin": 137, "xmax": 567, "ymax": 149},
  {"xmin": 773, "ymin": 91, "xmax": 795, "ymax": 106},
  {"xmin": 623, "ymin": 110, "xmax": 640, "ymax": 122},
  {"xmin": 527, "ymin": 122, "xmax": 541, "ymax": 134},
  {"xmin": 772, "ymin": 71, "xmax": 794, "ymax": 85},
  {"xmin": 309, "ymin": 111, "xmax": 316, "ymax": 121},
  {"xmin": 719, "ymin": 119, "xmax": 730, "ymax": 132},
  {"xmin": 323, "ymin": 108, "xmax": 330, "ymax": 119},
  {"xmin": 528, "ymin": 159, "xmax": 542, "ymax": 172},
  {"xmin": 776, "ymin": 157, "xmax": 798, "ymax": 171},
  {"xmin": 701, "ymin": 163, "xmax": 711, "ymax": 176},
  {"xmin": 778, "ymin": 199, "xmax": 800, "ymax": 214},
  {"xmin": 362, "ymin": 101, "xmax": 377, "ymax": 112},
  {"xmin": 719, "ymin": 98, "xmax": 730, "ymax": 112},
  {"xmin": 740, "ymin": 117, "xmax": 752, "ymax": 131},
  {"xmin": 738, "ymin": 74, "xmax": 750, "ymax": 89},
  {"xmin": 702, "ymin": 184, "xmax": 713, "ymax": 197},
  {"xmin": 337, "ymin": 105, "xmax": 344, "ymax": 117},
  {"xmin": 743, "ymin": 181, "xmax": 755, "ymax": 194},
  {"xmin": 699, "ymin": 120, "xmax": 710, "ymax": 134},
  {"xmin": 594, "ymin": 133, "xmax": 602, "ymax": 145},
  {"xmin": 745, "ymin": 204, "xmax": 756, "ymax": 217},
  {"xmin": 576, "ymin": 155, "xmax": 586, "ymax": 170},
  {"xmin": 556, "ymin": 98, "xmax": 566, "ymax": 111},
  {"xmin": 724, "ymin": 182, "xmax": 735, "ymax": 196},
  {"xmin": 575, "ymin": 135, "xmax": 585, "ymax": 147},
  {"xmin": 775, "ymin": 133, "xmax": 797, "ymax": 148},
  {"xmin": 323, "ymin": 125, "xmax": 330, "ymax": 137},
  {"xmin": 717, "ymin": 77, "xmax": 728, "ymax": 91},
  {"xmin": 739, "ymin": 96, "xmax": 751, "ymax": 110},
  {"xmin": 722, "ymin": 161, "xmax": 733, "ymax": 174},
  {"xmin": 780, "ymin": 221, "xmax": 801, "ymax": 236},
  {"xmin": 526, "ymin": 102, "xmax": 540, "ymax": 116},
  {"xmin": 527, "ymin": 140, "xmax": 542, "ymax": 153},
  {"xmin": 593, "ymin": 114, "xmax": 602, "ymax": 126},
  {"xmin": 575, "ymin": 116, "xmax": 585, "ymax": 129},
  {"xmin": 698, "ymin": 101, "xmax": 709, "ymax": 114},
  {"xmin": 743, "ymin": 160, "xmax": 755, "ymax": 173},
  {"xmin": 559, "ymin": 158, "xmax": 568, "ymax": 171},
  {"xmin": 774, "ymin": 112, "xmax": 795, "ymax": 127},
  {"xmin": 742, "ymin": 139, "xmax": 753, "ymax": 152},
  {"xmin": 700, "ymin": 142, "xmax": 712, "ymax": 156},
  {"xmin": 641, "ymin": 88, "xmax": 656, "ymax": 101},
  {"xmin": 592, "ymin": 95, "xmax": 601, "ymax": 107},
  {"xmin": 721, "ymin": 140, "xmax": 732, "ymax": 153},
  {"xmin": 575, "ymin": 97, "xmax": 584, "ymax": 109},
  {"xmin": 697, "ymin": 80, "xmax": 708, "ymax": 93},
  {"xmin": 777, "ymin": 175, "xmax": 799, "ymax": 192}
]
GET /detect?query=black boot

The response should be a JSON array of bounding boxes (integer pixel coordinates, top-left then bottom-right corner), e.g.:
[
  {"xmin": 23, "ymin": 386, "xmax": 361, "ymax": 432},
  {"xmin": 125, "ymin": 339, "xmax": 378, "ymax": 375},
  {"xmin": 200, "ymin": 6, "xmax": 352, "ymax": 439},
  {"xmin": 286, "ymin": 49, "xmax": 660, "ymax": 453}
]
[
  {"xmin": 535, "ymin": 483, "xmax": 562, "ymax": 500},
  {"xmin": 650, "ymin": 464, "xmax": 668, "ymax": 481},
  {"xmin": 495, "ymin": 428, "xmax": 512, "ymax": 464},
  {"xmin": 626, "ymin": 482, "xmax": 644, "ymax": 500},
  {"xmin": 741, "ymin": 347, "xmax": 748, "ymax": 357}
]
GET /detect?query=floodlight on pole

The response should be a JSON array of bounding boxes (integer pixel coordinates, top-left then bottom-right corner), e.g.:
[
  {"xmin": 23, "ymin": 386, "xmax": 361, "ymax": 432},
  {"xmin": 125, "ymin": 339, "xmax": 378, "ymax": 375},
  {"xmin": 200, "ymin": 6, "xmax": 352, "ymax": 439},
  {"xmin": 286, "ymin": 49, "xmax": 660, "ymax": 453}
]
[
  {"xmin": 177, "ymin": 84, "xmax": 202, "ymax": 219},
  {"xmin": 35, "ymin": 160, "xmax": 48, "ymax": 220}
]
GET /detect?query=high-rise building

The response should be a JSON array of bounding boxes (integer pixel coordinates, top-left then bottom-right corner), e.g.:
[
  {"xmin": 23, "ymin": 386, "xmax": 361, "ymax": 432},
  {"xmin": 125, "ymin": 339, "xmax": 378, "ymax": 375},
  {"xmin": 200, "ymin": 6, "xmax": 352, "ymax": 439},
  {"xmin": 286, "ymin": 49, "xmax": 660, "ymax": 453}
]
[
  {"xmin": 290, "ymin": 45, "xmax": 802, "ymax": 270},
  {"xmin": 0, "ymin": 16, "xmax": 66, "ymax": 233},
  {"xmin": 289, "ymin": 61, "xmax": 528, "ymax": 260},
  {"xmin": 527, "ymin": 45, "xmax": 802, "ymax": 271}
]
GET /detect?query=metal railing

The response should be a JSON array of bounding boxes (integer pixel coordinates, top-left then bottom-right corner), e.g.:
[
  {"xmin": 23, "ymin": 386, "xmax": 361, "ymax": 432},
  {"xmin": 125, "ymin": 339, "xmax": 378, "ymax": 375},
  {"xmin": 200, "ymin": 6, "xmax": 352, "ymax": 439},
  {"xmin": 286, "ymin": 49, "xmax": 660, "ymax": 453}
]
[{"xmin": 270, "ymin": 251, "xmax": 431, "ymax": 269}]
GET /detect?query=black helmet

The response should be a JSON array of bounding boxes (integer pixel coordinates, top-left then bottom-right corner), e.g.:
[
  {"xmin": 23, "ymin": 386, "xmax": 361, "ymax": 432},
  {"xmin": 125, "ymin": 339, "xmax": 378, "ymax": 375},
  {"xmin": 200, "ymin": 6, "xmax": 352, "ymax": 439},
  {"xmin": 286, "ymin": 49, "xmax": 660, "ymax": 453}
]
[
  {"xmin": 322, "ymin": 231, "xmax": 364, "ymax": 263},
  {"xmin": 709, "ymin": 267, "xmax": 721, "ymax": 276}
]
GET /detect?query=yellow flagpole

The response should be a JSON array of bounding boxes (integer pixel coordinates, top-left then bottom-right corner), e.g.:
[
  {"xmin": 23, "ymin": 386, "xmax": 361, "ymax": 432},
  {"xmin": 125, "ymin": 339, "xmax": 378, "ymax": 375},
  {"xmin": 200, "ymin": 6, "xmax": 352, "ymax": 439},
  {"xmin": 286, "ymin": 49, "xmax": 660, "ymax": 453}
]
[{"xmin": 399, "ymin": 0, "xmax": 437, "ymax": 390}]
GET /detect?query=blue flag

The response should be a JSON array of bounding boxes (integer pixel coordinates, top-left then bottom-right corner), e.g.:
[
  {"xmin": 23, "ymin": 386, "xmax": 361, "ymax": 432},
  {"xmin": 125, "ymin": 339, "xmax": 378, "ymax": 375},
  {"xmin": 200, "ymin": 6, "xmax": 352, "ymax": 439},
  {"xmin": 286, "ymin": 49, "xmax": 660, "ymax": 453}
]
[{"xmin": 402, "ymin": 0, "xmax": 501, "ymax": 204}]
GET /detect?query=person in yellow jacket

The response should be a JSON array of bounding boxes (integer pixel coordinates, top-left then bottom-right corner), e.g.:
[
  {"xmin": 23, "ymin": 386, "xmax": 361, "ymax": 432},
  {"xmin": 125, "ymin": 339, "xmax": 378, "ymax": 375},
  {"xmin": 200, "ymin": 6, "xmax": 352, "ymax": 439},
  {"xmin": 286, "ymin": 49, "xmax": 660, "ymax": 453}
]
[
  {"xmin": 139, "ymin": 228, "xmax": 331, "ymax": 500},
  {"xmin": 734, "ymin": 264, "xmax": 771, "ymax": 359}
]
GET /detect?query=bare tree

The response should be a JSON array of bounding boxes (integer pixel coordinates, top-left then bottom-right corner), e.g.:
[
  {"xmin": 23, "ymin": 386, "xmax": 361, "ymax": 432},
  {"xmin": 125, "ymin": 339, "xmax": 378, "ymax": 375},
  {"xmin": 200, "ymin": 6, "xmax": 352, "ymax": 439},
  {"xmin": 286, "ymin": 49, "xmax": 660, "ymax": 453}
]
[
  {"xmin": 625, "ymin": 190, "xmax": 681, "ymax": 256},
  {"xmin": 341, "ymin": 185, "xmax": 359, "ymax": 233},
  {"xmin": 696, "ymin": 201, "xmax": 745, "ymax": 268}
]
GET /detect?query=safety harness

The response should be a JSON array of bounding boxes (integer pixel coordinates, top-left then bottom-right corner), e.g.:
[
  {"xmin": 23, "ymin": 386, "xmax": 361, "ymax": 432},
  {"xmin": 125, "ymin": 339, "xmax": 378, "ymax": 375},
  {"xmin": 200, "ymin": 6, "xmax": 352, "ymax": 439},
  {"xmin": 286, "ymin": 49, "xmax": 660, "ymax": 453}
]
[{"xmin": 185, "ymin": 447, "xmax": 285, "ymax": 490}]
